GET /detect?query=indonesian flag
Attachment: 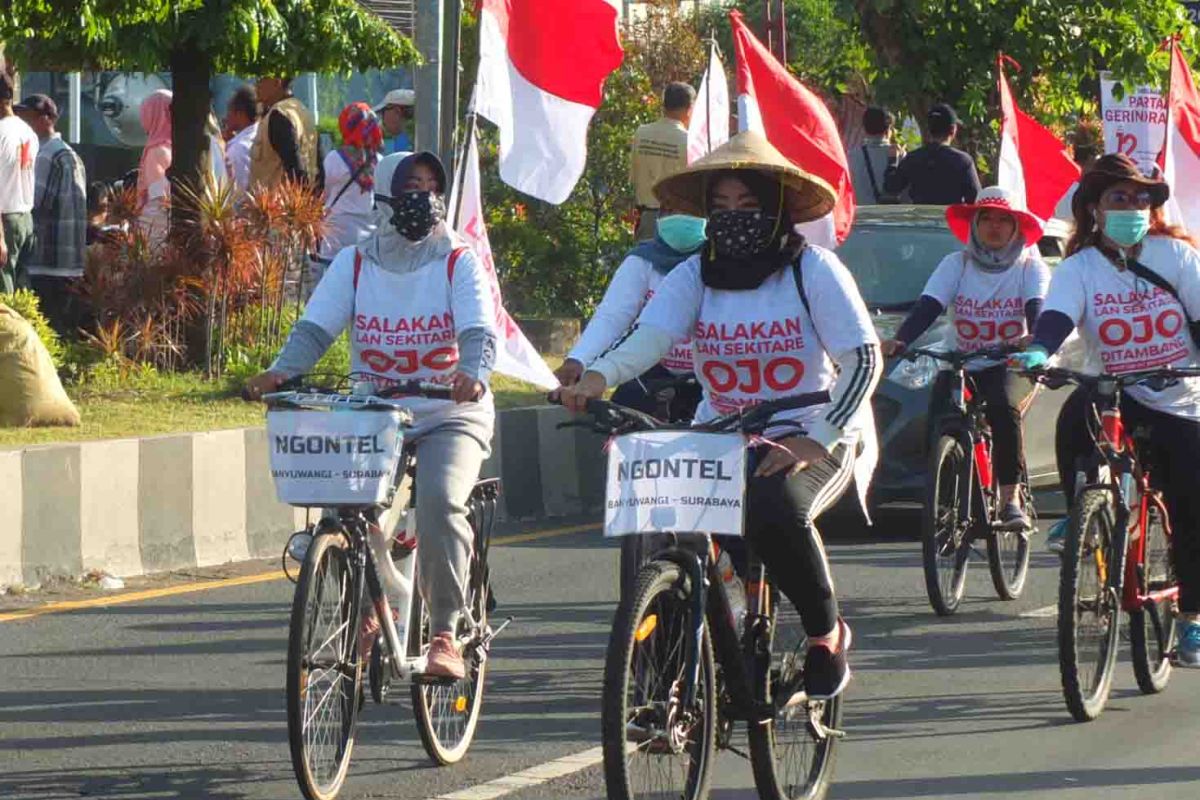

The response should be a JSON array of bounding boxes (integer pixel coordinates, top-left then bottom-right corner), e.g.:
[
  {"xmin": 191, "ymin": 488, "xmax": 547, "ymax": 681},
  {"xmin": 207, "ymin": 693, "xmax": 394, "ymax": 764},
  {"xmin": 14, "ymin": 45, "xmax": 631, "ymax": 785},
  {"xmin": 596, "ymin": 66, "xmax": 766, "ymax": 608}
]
[
  {"xmin": 1162, "ymin": 39, "xmax": 1200, "ymax": 234},
  {"xmin": 687, "ymin": 44, "xmax": 731, "ymax": 164},
  {"xmin": 474, "ymin": 0, "xmax": 624, "ymax": 204},
  {"xmin": 449, "ymin": 128, "xmax": 559, "ymax": 390},
  {"xmin": 995, "ymin": 54, "xmax": 1080, "ymax": 222},
  {"xmin": 730, "ymin": 11, "xmax": 854, "ymax": 246}
]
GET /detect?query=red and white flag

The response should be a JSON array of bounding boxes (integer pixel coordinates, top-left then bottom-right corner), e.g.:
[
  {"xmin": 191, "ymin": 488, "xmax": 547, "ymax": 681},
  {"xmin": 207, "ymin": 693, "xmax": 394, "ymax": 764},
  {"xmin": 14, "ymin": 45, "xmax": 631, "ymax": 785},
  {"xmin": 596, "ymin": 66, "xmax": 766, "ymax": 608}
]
[
  {"xmin": 1162, "ymin": 39, "xmax": 1200, "ymax": 234},
  {"xmin": 474, "ymin": 0, "xmax": 624, "ymax": 205},
  {"xmin": 450, "ymin": 128, "xmax": 559, "ymax": 390},
  {"xmin": 995, "ymin": 55, "xmax": 1080, "ymax": 222},
  {"xmin": 730, "ymin": 11, "xmax": 854, "ymax": 247},
  {"xmin": 688, "ymin": 43, "xmax": 731, "ymax": 164}
]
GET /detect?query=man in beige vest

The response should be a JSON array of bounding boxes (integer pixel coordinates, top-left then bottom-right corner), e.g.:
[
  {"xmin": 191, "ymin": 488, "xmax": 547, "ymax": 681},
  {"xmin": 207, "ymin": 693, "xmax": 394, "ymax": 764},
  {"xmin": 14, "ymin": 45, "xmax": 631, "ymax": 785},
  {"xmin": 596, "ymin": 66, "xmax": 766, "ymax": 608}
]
[
  {"xmin": 249, "ymin": 77, "xmax": 317, "ymax": 190},
  {"xmin": 630, "ymin": 82, "xmax": 694, "ymax": 240}
]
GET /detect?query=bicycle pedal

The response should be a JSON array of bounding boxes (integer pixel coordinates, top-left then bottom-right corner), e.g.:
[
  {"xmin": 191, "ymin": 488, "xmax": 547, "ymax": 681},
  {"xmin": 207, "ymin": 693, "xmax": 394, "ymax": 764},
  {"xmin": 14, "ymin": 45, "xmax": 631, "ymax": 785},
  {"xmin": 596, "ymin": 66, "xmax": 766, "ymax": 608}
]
[
  {"xmin": 413, "ymin": 672, "xmax": 459, "ymax": 687},
  {"xmin": 480, "ymin": 615, "xmax": 514, "ymax": 650}
]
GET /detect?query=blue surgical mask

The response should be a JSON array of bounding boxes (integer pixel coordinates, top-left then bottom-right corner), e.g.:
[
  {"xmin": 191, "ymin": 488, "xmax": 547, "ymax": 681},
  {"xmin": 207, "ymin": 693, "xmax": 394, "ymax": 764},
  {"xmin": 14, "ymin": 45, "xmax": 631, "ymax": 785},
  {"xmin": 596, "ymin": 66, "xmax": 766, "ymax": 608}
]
[
  {"xmin": 1103, "ymin": 209, "xmax": 1151, "ymax": 248},
  {"xmin": 656, "ymin": 214, "xmax": 708, "ymax": 253}
]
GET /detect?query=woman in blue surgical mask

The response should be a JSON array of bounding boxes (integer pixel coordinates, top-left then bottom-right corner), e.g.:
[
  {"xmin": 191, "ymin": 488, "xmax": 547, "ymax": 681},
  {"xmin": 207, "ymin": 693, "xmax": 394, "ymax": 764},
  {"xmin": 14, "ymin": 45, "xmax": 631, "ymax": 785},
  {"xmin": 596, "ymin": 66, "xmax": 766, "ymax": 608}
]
[
  {"xmin": 1011, "ymin": 154, "xmax": 1200, "ymax": 665},
  {"xmin": 554, "ymin": 205, "xmax": 706, "ymax": 421}
]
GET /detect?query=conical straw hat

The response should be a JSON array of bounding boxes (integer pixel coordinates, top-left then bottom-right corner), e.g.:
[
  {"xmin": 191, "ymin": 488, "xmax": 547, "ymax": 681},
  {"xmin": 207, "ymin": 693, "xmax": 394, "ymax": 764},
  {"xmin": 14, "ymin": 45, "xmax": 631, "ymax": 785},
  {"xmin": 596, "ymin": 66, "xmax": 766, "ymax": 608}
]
[{"xmin": 653, "ymin": 130, "xmax": 837, "ymax": 223}]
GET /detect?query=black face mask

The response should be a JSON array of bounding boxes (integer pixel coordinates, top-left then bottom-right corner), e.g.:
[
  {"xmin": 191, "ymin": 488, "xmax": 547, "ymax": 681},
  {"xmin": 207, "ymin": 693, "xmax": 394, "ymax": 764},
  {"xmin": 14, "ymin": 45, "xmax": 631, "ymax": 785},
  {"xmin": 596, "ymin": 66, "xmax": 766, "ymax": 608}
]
[
  {"xmin": 707, "ymin": 209, "xmax": 779, "ymax": 259},
  {"xmin": 389, "ymin": 191, "xmax": 445, "ymax": 241}
]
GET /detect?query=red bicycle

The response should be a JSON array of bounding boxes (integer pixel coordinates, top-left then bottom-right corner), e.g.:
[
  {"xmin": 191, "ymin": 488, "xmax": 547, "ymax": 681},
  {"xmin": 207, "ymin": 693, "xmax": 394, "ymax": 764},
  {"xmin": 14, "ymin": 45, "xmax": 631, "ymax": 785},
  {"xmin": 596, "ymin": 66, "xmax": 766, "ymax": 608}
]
[
  {"xmin": 903, "ymin": 346, "xmax": 1034, "ymax": 615},
  {"xmin": 1027, "ymin": 365, "xmax": 1200, "ymax": 721}
]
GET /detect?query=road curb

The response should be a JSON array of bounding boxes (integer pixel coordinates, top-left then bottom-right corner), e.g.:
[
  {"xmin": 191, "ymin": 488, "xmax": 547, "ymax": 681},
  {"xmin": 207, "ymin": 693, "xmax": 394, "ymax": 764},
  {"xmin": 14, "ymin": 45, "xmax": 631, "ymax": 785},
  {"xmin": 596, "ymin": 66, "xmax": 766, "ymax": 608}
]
[{"xmin": 1, "ymin": 405, "xmax": 607, "ymax": 587}]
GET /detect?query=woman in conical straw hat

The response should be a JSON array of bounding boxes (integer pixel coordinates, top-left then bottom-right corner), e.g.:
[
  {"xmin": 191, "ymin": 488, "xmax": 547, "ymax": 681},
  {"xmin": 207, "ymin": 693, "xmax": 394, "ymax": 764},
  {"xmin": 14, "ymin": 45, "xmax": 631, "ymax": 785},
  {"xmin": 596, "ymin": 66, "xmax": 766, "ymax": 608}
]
[{"xmin": 561, "ymin": 130, "xmax": 883, "ymax": 699}]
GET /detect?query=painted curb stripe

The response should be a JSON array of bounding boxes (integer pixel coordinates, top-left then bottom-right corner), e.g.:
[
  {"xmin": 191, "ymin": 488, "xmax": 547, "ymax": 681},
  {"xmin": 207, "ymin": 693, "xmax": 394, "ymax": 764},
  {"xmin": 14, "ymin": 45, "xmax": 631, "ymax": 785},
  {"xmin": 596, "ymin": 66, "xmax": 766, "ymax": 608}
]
[{"xmin": 429, "ymin": 746, "xmax": 603, "ymax": 800}]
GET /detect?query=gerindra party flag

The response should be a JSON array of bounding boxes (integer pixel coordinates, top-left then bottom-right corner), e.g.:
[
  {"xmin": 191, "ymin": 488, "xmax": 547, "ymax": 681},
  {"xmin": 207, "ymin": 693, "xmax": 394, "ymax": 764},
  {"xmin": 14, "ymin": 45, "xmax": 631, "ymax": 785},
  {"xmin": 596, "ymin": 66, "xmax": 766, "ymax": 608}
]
[
  {"xmin": 730, "ymin": 10, "xmax": 854, "ymax": 246},
  {"xmin": 449, "ymin": 127, "xmax": 559, "ymax": 390},
  {"xmin": 995, "ymin": 54, "xmax": 1080, "ymax": 222},
  {"xmin": 474, "ymin": 0, "xmax": 624, "ymax": 204}
]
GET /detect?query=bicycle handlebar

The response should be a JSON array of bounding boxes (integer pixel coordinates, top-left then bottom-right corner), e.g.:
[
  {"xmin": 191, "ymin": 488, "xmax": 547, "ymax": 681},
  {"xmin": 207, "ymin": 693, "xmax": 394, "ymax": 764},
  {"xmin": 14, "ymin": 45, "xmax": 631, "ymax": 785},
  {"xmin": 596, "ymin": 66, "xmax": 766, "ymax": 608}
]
[
  {"xmin": 257, "ymin": 374, "xmax": 454, "ymax": 407},
  {"xmin": 901, "ymin": 344, "xmax": 1020, "ymax": 366},
  {"xmin": 1019, "ymin": 365, "xmax": 1200, "ymax": 393},
  {"xmin": 553, "ymin": 390, "xmax": 833, "ymax": 436}
]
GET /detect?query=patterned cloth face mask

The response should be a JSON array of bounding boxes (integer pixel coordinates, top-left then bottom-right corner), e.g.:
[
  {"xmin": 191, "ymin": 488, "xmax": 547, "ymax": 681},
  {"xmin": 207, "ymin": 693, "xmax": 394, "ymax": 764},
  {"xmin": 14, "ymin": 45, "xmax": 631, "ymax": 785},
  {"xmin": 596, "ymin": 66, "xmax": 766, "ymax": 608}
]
[
  {"xmin": 389, "ymin": 191, "xmax": 446, "ymax": 241},
  {"xmin": 707, "ymin": 209, "xmax": 779, "ymax": 258}
]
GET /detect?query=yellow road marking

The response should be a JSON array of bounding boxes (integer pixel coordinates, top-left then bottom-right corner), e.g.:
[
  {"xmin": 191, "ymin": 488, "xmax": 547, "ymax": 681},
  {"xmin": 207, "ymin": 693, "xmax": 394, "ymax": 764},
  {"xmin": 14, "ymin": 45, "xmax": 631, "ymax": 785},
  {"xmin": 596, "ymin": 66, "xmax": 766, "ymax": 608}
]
[{"xmin": 0, "ymin": 522, "xmax": 597, "ymax": 624}]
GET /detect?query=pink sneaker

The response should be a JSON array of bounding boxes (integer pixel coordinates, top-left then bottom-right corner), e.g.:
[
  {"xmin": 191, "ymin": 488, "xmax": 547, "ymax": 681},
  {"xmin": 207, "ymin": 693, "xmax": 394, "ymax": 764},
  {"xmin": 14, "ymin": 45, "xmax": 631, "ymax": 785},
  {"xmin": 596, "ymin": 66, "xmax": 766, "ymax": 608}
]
[{"xmin": 425, "ymin": 633, "xmax": 466, "ymax": 680}]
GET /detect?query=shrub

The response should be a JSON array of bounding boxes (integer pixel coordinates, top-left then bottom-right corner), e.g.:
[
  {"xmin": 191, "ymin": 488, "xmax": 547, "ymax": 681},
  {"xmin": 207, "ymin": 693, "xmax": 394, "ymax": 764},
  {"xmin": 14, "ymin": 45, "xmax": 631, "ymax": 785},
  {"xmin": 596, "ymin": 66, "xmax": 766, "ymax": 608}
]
[{"xmin": 0, "ymin": 288, "xmax": 63, "ymax": 368}]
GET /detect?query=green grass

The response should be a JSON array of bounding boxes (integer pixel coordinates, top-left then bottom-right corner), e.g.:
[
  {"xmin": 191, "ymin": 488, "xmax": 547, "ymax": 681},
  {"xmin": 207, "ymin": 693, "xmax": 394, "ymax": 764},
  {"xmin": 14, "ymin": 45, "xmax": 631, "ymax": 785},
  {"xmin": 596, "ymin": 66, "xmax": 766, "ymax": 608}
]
[{"xmin": 0, "ymin": 357, "xmax": 564, "ymax": 450}]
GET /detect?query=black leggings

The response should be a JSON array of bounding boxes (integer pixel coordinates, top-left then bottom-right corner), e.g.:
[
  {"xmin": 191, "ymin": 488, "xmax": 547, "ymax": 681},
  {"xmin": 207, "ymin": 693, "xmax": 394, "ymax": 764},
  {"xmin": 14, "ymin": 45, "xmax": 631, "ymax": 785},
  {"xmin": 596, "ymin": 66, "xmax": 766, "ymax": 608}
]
[
  {"xmin": 740, "ymin": 442, "xmax": 856, "ymax": 638},
  {"xmin": 933, "ymin": 365, "xmax": 1032, "ymax": 486},
  {"xmin": 1055, "ymin": 389, "xmax": 1200, "ymax": 613}
]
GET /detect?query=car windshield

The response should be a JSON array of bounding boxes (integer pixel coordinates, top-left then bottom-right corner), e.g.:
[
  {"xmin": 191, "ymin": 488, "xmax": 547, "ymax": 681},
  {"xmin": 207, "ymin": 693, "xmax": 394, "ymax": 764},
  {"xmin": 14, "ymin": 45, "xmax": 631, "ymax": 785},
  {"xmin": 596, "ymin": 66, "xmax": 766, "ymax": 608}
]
[{"xmin": 836, "ymin": 225, "xmax": 961, "ymax": 310}]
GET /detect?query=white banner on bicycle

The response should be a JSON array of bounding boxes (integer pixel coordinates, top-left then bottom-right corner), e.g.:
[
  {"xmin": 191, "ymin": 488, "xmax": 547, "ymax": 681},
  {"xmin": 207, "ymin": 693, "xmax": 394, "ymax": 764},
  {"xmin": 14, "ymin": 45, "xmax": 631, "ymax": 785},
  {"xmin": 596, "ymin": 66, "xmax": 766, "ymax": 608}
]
[
  {"xmin": 605, "ymin": 431, "xmax": 747, "ymax": 538},
  {"xmin": 267, "ymin": 410, "xmax": 404, "ymax": 506}
]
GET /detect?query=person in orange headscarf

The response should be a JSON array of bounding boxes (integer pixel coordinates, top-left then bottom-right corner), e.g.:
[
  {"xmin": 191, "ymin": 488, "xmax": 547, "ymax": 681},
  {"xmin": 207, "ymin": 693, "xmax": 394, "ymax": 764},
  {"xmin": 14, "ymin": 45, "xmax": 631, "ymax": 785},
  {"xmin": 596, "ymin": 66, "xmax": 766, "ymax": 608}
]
[
  {"xmin": 318, "ymin": 102, "xmax": 384, "ymax": 262},
  {"xmin": 136, "ymin": 89, "xmax": 172, "ymax": 245}
]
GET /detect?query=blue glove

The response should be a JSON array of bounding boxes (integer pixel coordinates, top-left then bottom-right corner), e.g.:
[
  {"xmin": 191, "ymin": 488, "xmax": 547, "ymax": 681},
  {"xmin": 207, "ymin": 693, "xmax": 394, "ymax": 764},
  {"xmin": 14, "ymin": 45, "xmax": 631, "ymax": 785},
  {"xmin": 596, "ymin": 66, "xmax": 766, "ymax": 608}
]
[{"xmin": 1008, "ymin": 346, "xmax": 1048, "ymax": 370}]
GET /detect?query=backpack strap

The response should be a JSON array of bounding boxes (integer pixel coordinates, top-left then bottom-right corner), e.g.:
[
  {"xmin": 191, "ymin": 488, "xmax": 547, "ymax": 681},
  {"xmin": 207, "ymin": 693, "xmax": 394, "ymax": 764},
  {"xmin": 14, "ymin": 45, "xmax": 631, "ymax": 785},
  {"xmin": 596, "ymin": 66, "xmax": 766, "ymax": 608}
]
[
  {"xmin": 861, "ymin": 144, "xmax": 884, "ymax": 203},
  {"xmin": 790, "ymin": 246, "xmax": 830, "ymax": 353},
  {"xmin": 1126, "ymin": 256, "xmax": 1200, "ymax": 349},
  {"xmin": 352, "ymin": 248, "xmax": 363, "ymax": 290},
  {"xmin": 447, "ymin": 246, "xmax": 469, "ymax": 284}
]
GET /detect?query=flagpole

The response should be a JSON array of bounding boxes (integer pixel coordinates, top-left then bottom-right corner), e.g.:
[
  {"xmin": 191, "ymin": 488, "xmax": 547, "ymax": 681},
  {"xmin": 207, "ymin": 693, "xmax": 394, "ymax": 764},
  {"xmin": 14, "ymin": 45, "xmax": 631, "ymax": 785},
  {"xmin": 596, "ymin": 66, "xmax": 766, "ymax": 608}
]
[
  {"xmin": 450, "ymin": 87, "xmax": 479, "ymax": 230},
  {"xmin": 705, "ymin": 38, "xmax": 714, "ymax": 155}
]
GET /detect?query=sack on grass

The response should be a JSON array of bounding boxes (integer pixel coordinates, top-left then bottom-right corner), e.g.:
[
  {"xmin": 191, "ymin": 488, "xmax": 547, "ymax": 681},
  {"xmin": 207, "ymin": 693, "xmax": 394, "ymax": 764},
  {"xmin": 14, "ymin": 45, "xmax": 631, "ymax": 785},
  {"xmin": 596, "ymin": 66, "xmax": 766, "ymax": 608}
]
[{"xmin": 0, "ymin": 302, "xmax": 80, "ymax": 427}]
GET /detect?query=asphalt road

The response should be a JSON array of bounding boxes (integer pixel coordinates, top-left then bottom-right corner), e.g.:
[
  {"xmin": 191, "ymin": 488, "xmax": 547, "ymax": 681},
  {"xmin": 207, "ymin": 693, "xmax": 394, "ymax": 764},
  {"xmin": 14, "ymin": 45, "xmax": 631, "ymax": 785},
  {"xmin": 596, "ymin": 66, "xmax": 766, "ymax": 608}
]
[{"xmin": 4, "ymin": 505, "xmax": 1200, "ymax": 800}]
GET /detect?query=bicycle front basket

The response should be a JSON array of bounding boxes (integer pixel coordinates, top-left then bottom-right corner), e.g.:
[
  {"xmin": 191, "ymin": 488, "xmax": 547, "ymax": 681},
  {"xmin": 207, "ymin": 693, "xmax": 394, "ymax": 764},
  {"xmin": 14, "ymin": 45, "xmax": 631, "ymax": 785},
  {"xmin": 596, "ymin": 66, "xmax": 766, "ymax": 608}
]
[{"xmin": 266, "ymin": 408, "xmax": 404, "ymax": 506}]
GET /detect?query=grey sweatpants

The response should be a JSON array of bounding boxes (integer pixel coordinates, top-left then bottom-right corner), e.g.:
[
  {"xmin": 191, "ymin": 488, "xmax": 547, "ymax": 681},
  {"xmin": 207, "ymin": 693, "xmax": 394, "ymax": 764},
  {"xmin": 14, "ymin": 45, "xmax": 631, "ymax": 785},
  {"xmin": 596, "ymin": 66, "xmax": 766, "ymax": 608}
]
[{"xmin": 411, "ymin": 426, "xmax": 488, "ymax": 633}]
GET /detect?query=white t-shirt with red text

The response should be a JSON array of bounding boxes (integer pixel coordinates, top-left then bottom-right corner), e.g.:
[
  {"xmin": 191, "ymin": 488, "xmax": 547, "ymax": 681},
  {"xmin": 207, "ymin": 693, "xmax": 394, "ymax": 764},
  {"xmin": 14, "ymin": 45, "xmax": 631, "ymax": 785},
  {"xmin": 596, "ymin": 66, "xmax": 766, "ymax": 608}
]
[
  {"xmin": 301, "ymin": 243, "xmax": 496, "ymax": 433},
  {"xmin": 0, "ymin": 116, "xmax": 38, "ymax": 214},
  {"xmin": 569, "ymin": 253, "xmax": 693, "ymax": 373},
  {"xmin": 921, "ymin": 250, "xmax": 1050, "ymax": 369},
  {"xmin": 1043, "ymin": 237, "xmax": 1200, "ymax": 419}
]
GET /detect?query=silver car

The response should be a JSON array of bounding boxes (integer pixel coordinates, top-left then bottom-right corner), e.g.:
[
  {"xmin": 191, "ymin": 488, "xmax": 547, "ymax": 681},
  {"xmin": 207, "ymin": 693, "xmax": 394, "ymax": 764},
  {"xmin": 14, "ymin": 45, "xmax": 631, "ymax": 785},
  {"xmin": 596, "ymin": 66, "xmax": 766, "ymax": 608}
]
[{"xmin": 835, "ymin": 205, "xmax": 1083, "ymax": 512}]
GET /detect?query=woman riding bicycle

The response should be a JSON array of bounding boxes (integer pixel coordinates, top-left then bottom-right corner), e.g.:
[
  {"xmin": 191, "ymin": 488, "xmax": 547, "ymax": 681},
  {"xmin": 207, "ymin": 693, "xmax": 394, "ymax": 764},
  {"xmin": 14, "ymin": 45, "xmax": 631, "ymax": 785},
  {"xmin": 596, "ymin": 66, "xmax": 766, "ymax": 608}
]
[
  {"xmin": 555, "ymin": 206, "xmax": 705, "ymax": 421},
  {"xmin": 881, "ymin": 186, "xmax": 1050, "ymax": 530},
  {"xmin": 245, "ymin": 151, "xmax": 497, "ymax": 680},
  {"xmin": 1010, "ymin": 153, "xmax": 1200, "ymax": 667},
  {"xmin": 560, "ymin": 131, "xmax": 882, "ymax": 699}
]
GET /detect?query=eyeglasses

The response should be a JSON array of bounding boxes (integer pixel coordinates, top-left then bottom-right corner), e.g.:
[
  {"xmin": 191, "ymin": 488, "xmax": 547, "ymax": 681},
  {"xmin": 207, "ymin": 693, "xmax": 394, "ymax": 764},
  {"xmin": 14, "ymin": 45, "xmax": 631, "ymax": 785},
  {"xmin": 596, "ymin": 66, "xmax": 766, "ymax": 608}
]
[{"xmin": 1102, "ymin": 189, "xmax": 1154, "ymax": 208}]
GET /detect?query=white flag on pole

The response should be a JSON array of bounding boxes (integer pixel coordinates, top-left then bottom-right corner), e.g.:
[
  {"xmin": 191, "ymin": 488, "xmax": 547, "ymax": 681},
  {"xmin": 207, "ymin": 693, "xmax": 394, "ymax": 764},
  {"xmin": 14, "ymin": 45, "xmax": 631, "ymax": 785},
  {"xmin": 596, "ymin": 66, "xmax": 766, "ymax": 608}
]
[
  {"xmin": 450, "ymin": 130, "xmax": 560, "ymax": 391},
  {"xmin": 688, "ymin": 44, "xmax": 730, "ymax": 164}
]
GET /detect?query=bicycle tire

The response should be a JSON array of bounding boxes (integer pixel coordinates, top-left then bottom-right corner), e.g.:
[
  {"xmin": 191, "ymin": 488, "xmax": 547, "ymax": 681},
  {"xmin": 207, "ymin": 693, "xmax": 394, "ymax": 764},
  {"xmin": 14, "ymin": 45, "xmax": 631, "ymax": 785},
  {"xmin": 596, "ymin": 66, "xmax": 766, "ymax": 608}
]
[
  {"xmin": 988, "ymin": 481, "xmax": 1032, "ymax": 600},
  {"xmin": 287, "ymin": 531, "xmax": 361, "ymax": 800},
  {"xmin": 1058, "ymin": 489, "xmax": 1121, "ymax": 722},
  {"xmin": 1130, "ymin": 504, "xmax": 1176, "ymax": 695},
  {"xmin": 602, "ymin": 560, "xmax": 715, "ymax": 800},
  {"xmin": 748, "ymin": 601, "xmax": 842, "ymax": 800},
  {"xmin": 409, "ymin": 570, "xmax": 489, "ymax": 765},
  {"xmin": 923, "ymin": 435, "xmax": 971, "ymax": 615}
]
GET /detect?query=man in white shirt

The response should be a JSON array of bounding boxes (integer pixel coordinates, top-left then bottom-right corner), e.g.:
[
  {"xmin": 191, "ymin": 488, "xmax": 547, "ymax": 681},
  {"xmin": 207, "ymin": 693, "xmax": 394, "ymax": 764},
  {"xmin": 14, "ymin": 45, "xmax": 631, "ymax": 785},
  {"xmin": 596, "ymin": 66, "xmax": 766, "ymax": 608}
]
[
  {"xmin": 223, "ymin": 85, "xmax": 259, "ymax": 192},
  {"xmin": 0, "ymin": 72, "xmax": 38, "ymax": 293}
]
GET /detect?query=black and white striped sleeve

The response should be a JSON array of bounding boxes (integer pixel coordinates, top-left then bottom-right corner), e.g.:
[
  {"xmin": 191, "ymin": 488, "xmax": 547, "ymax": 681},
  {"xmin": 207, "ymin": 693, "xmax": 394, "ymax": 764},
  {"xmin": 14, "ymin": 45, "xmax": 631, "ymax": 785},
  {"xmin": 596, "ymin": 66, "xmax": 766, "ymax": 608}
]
[{"xmin": 807, "ymin": 343, "xmax": 882, "ymax": 450}]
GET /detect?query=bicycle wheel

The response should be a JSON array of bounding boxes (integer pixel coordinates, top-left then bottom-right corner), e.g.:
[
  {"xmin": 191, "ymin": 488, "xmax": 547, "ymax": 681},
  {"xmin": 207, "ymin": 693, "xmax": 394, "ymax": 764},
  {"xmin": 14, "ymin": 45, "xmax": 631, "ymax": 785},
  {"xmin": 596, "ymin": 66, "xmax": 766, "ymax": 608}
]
[
  {"xmin": 1131, "ymin": 504, "xmax": 1177, "ymax": 694},
  {"xmin": 602, "ymin": 560, "xmax": 715, "ymax": 800},
  {"xmin": 748, "ymin": 599, "xmax": 841, "ymax": 800},
  {"xmin": 409, "ymin": 571, "xmax": 489, "ymax": 765},
  {"xmin": 1058, "ymin": 489, "xmax": 1121, "ymax": 722},
  {"xmin": 922, "ymin": 435, "xmax": 971, "ymax": 615},
  {"xmin": 988, "ymin": 482, "xmax": 1032, "ymax": 600},
  {"xmin": 287, "ymin": 531, "xmax": 362, "ymax": 800}
]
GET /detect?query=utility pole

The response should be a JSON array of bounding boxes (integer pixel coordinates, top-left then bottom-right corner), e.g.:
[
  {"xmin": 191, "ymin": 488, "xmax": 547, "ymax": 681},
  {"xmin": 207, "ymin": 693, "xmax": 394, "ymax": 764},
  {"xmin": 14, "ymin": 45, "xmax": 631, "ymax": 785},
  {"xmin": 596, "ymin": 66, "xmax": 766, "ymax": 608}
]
[
  {"xmin": 763, "ymin": 0, "xmax": 786, "ymax": 63},
  {"xmin": 440, "ymin": 0, "xmax": 463, "ymax": 177},
  {"xmin": 416, "ymin": 0, "xmax": 445, "ymax": 159}
]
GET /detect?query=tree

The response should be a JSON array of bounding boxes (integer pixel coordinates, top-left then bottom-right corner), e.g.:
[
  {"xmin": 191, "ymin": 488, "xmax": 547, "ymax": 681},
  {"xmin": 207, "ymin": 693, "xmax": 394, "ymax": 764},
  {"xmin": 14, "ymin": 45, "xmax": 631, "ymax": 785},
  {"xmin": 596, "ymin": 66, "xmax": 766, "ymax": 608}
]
[
  {"xmin": 3, "ymin": 1, "xmax": 418, "ymax": 228},
  {"xmin": 853, "ymin": 0, "xmax": 1198, "ymax": 167}
]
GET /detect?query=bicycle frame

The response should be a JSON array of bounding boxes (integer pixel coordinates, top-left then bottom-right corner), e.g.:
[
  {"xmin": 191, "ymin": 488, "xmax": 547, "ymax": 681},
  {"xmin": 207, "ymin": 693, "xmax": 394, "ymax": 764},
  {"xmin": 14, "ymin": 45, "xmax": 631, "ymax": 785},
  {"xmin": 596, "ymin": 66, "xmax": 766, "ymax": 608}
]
[{"xmin": 937, "ymin": 366, "xmax": 995, "ymax": 536}]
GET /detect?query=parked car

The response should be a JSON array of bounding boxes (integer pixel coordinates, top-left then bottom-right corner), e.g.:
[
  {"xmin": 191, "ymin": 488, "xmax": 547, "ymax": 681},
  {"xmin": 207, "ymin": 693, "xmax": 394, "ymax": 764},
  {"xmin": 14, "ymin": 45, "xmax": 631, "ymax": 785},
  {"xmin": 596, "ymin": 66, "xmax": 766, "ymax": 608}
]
[{"xmin": 834, "ymin": 205, "xmax": 1084, "ymax": 512}]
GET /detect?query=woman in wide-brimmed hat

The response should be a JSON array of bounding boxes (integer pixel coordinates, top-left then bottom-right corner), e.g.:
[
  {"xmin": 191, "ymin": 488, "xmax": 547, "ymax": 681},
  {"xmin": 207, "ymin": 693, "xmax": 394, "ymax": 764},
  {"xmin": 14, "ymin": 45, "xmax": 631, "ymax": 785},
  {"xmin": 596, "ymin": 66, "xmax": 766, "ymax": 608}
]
[
  {"xmin": 882, "ymin": 185, "xmax": 1050, "ymax": 530},
  {"xmin": 560, "ymin": 130, "xmax": 882, "ymax": 700},
  {"xmin": 1012, "ymin": 153, "xmax": 1200, "ymax": 665}
]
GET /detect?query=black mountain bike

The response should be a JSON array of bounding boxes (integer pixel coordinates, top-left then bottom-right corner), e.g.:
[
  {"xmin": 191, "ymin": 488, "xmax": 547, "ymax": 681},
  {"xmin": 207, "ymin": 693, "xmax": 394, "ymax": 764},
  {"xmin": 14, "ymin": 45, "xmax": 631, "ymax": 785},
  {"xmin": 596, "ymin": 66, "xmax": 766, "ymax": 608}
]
[
  {"xmin": 567, "ymin": 393, "xmax": 845, "ymax": 800},
  {"xmin": 262, "ymin": 376, "xmax": 503, "ymax": 800},
  {"xmin": 900, "ymin": 346, "xmax": 1034, "ymax": 615}
]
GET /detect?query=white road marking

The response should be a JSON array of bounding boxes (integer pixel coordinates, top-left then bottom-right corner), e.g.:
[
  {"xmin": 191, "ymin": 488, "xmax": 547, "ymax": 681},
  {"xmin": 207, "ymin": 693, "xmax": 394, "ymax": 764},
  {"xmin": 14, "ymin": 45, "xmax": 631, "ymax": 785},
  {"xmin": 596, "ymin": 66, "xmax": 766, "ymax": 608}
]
[
  {"xmin": 1020, "ymin": 604, "xmax": 1058, "ymax": 619},
  {"xmin": 430, "ymin": 746, "xmax": 604, "ymax": 800}
]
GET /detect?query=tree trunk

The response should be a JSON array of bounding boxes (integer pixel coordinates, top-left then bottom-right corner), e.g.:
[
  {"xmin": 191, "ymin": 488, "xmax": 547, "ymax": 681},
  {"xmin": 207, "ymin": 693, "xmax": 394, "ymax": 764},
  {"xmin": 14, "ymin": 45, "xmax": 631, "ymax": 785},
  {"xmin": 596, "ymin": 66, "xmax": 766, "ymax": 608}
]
[{"xmin": 168, "ymin": 40, "xmax": 214, "ymax": 237}]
